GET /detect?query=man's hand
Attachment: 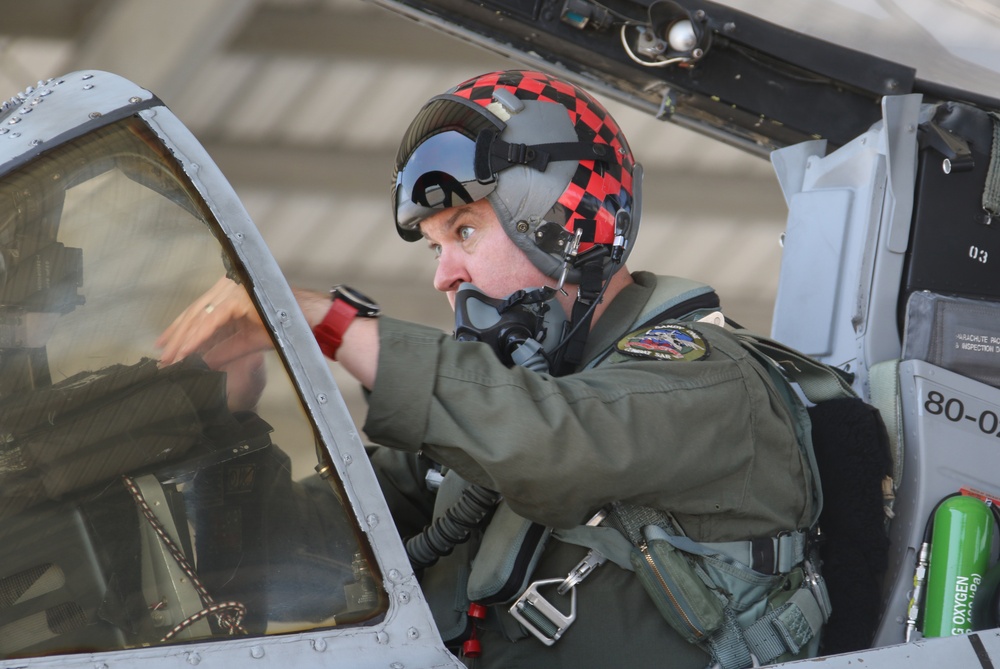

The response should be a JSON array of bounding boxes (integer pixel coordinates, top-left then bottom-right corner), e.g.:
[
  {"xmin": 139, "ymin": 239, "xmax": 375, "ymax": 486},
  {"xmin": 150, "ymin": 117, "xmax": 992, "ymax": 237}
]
[
  {"xmin": 158, "ymin": 276, "xmax": 382, "ymax": 392},
  {"xmin": 157, "ymin": 277, "xmax": 271, "ymax": 369}
]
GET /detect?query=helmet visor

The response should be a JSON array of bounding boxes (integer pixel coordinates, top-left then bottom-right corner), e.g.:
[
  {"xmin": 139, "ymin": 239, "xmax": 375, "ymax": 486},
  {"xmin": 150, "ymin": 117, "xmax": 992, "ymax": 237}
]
[
  {"xmin": 393, "ymin": 95, "xmax": 505, "ymax": 237},
  {"xmin": 394, "ymin": 130, "xmax": 497, "ymax": 232}
]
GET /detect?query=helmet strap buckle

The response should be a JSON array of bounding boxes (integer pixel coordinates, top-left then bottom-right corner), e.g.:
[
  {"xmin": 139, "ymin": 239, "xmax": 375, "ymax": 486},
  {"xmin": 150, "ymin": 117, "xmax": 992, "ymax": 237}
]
[{"xmin": 477, "ymin": 128, "xmax": 611, "ymax": 179}]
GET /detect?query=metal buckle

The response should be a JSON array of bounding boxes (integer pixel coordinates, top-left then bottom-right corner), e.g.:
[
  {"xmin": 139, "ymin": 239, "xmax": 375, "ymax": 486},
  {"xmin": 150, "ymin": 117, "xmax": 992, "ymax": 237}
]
[
  {"xmin": 803, "ymin": 556, "xmax": 832, "ymax": 620},
  {"xmin": 774, "ymin": 530, "xmax": 792, "ymax": 574},
  {"xmin": 557, "ymin": 549, "xmax": 606, "ymax": 595},
  {"xmin": 509, "ymin": 509, "xmax": 608, "ymax": 646},
  {"xmin": 509, "ymin": 578, "xmax": 576, "ymax": 646}
]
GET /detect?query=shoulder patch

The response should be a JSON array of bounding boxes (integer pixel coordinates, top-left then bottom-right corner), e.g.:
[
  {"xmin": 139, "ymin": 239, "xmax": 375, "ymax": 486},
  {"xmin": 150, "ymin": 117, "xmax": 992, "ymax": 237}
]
[{"xmin": 617, "ymin": 323, "xmax": 710, "ymax": 361}]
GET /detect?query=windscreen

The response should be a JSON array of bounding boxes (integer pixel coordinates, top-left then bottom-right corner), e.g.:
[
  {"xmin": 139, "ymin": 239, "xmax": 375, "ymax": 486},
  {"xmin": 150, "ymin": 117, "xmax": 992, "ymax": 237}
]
[{"xmin": 0, "ymin": 116, "xmax": 386, "ymax": 660}]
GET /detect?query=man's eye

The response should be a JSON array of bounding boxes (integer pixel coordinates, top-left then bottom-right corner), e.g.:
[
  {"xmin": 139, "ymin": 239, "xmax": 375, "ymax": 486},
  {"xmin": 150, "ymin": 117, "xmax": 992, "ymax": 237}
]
[
  {"xmin": 458, "ymin": 226, "xmax": 474, "ymax": 241},
  {"xmin": 430, "ymin": 244, "xmax": 442, "ymax": 258}
]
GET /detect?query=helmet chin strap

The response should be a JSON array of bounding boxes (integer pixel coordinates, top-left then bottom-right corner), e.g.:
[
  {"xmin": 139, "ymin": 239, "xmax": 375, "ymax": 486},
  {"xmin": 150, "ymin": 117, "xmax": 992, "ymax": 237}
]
[
  {"xmin": 550, "ymin": 249, "xmax": 608, "ymax": 376},
  {"xmin": 549, "ymin": 203, "xmax": 634, "ymax": 374}
]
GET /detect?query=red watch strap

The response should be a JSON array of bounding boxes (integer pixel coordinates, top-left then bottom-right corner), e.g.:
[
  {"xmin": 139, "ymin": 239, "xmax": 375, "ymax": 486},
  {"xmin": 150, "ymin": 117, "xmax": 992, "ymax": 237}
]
[{"xmin": 312, "ymin": 298, "xmax": 359, "ymax": 360}]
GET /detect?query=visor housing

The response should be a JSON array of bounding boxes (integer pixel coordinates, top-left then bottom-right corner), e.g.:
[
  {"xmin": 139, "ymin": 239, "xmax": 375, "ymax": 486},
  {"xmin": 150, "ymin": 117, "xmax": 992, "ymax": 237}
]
[{"xmin": 392, "ymin": 95, "xmax": 504, "ymax": 238}]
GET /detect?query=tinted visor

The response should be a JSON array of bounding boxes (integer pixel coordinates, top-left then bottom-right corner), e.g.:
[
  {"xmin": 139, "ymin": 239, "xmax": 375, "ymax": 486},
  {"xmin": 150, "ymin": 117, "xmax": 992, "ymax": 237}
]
[{"xmin": 393, "ymin": 95, "xmax": 505, "ymax": 238}]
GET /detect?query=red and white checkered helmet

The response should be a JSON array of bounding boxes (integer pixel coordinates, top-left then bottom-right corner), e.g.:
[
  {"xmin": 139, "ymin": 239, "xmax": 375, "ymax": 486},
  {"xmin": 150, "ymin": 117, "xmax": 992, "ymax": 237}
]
[{"xmin": 392, "ymin": 70, "xmax": 642, "ymax": 282}]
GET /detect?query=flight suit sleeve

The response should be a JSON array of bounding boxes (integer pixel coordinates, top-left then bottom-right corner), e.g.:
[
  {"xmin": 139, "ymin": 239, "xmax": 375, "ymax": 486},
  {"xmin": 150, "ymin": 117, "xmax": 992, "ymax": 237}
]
[{"xmin": 363, "ymin": 317, "xmax": 811, "ymax": 534}]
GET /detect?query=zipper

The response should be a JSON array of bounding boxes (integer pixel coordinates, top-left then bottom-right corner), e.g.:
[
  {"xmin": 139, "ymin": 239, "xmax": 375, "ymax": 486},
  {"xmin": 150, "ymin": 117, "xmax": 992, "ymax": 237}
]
[{"xmin": 640, "ymin": 541, "xmax": 704, "ymax": 639}]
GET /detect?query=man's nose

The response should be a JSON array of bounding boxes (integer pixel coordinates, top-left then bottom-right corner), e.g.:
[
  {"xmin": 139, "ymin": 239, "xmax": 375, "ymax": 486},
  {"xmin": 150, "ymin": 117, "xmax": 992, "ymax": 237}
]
[{"xmin": 433, "ymin": 247, "xmax": 470, "ymax": 293}]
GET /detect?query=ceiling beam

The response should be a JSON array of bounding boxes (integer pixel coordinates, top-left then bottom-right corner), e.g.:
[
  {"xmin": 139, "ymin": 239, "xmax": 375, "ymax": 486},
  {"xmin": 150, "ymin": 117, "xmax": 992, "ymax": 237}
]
[
  {"xmin": 227, "ymin": 4, "xmax": 504, "ymax": 67},
  {"xmin": 0, "ymin": 0, "xmax": 107, "ymax": 39},
  {"xmin": 62, "ymin": 0, "xmax": 260, "ymax": 102}
]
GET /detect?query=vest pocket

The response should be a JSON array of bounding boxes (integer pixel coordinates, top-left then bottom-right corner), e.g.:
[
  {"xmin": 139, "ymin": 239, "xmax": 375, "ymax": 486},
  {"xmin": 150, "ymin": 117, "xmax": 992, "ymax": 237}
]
[{"xmin": 630, "ymin": 525, "xmax": 726, "ymax": 643}]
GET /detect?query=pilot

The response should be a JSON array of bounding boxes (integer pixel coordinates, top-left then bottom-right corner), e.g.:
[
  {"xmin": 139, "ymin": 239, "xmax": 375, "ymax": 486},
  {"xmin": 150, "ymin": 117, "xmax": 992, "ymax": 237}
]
[{"xmin": 158, "ymin": 70, "xmax": 827, "ymax": 669}]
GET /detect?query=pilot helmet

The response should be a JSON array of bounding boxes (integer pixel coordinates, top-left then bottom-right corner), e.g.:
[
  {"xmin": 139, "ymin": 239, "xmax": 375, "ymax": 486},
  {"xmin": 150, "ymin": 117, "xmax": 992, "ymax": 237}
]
[{"xmin": 391, "ymin": 70, "xmax": 642, "ymax": 283}]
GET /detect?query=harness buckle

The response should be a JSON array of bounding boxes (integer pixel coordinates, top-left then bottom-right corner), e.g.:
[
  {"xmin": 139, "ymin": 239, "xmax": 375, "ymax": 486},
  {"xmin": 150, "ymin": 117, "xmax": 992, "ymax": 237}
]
[
  {"xmin": 558, "ymin": 549, "xmax": 607, "ymax": 595},
  {"xmin": 510, "ymin": 509, "xmax": 608, "ymax": 645},
  {"xmin": 803, "ymin": 555, "xmax": 832, "ymax": 620},
  {"xmin": 505, "ymin": 142, "xmax": 537, "ymax": 165},
  {"xmin": 509, "ymin": 578, "xmax": 576, "ymax": 646}
]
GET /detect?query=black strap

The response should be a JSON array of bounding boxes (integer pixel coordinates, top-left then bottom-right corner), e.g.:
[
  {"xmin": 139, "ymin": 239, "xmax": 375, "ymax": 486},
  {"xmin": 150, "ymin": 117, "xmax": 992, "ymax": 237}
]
[
  {"xmin": 554, "ymin": 257, "xmax": 606, "ymax": 376},
  {"xmin": 475, "ymin": 129, "xmax": 610, "ymax": 179}
]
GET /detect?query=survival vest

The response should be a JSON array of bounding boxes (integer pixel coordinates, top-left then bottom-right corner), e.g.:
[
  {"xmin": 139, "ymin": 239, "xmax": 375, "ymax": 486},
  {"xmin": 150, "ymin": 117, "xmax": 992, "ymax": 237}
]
[{"xmin": 417, "ymin": 276, "xmax": 892, "ymax": 667}]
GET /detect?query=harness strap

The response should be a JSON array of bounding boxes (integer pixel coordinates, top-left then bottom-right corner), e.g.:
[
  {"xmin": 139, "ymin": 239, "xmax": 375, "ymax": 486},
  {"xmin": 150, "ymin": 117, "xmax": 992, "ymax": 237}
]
[
  {"xmin": 732, "ymin": 330, "xmax": 855, "ymax": 403},
  {"xmin": 703, "ymin": 564, "xmax": 831, "ymax": 669},
  {"xmin": 528, "ymin": 530, "xmax": 816, "ymax": 656},
  {"xmin": 869, "ymin": 359, "xmax": 902, "ymax": 481},
  {"xmin": 594, "ymin": 502, "xmax": 810, "ymax": 576},
  {"xmin": 983, "ymin": 112, "xmax": 1000, "ymax": 219},
  {"xmin": 701, "ymin": 532, "xmax": 807, "ymax": 576},
  {"xmin": 869, "ymin": 358, "xmax": 903, "ymax": 522},
  {"xmin": 728, "ymin": 587, "xmax": 828, "ymax": 667},
  {"xmin": 554, "ymin": 525, "xmax": 808, "ymax": 577},
  {"xmin": 707, "ymin": 611, "xmax": 756, "ymax": 669},
  {"xmin": 605, "ymin": 503, "xmax": 829, "ymax": 669}
]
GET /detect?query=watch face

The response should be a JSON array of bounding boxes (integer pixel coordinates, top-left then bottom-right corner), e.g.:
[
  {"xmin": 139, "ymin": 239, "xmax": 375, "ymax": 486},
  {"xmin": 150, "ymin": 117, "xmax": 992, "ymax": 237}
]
[{"xmin": 332, "ymin": 285, "xmax": 380, "ymax": 317}]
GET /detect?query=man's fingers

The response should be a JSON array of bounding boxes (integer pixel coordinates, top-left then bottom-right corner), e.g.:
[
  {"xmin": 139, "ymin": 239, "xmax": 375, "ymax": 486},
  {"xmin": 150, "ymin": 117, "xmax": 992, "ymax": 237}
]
[
  {"xmin": 202, "ymin": 328, "xmax": 269, "ymax": 370},
  {"xmin": 157, "ymin": 277, "xmax": 262, "ymax": 365},
  {"xmin": 158, "ymin": 278, "xmax": 232, "ymax": 345}
]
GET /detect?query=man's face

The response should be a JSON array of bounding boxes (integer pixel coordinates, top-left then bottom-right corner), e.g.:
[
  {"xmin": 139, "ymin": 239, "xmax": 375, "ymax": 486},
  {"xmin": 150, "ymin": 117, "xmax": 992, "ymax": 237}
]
[{"xmin": 419, "ymin": 199, "xmax": 551, "ymax": 310}]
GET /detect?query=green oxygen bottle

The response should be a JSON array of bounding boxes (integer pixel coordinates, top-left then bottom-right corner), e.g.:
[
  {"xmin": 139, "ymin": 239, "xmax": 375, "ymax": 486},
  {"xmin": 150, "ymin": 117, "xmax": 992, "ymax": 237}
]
[{"xmin": 923, "ymin": 495, "xmax": 994, "ymax": 637}]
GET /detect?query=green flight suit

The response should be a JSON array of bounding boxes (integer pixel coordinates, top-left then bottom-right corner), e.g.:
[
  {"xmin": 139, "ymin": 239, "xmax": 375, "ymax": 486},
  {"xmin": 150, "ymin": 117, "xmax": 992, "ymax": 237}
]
[{"xmin": 364, "ymin": 272, "xmax": 816, "ymax": 668}]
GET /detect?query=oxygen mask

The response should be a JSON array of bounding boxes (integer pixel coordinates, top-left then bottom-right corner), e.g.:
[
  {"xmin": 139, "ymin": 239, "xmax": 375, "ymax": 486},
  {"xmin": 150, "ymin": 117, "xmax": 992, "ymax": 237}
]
[{"xmin": 453, "ymin": 283, "xmax": 568, "ymax": 372}]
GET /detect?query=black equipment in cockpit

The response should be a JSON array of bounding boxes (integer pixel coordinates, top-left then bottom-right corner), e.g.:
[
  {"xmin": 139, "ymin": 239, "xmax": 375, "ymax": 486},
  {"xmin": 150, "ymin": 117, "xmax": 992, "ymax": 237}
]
[
  {"xmin": 0, "ymin": 355, "xmax": 365, "ymax": 658},
  {"xmin": 903, "ymin": 103, "xmax": 999, "ymax": 311},
  {"xmin": 0, "ymin": 155, "xmax": 86, "ymax": 394}
]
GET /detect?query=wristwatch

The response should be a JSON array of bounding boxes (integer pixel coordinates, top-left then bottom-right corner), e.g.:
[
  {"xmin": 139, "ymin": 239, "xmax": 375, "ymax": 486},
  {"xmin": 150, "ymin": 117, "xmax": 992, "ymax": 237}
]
[{"xmin": 312, "ymin": 285, "xmax": 380, "ymax": 360}]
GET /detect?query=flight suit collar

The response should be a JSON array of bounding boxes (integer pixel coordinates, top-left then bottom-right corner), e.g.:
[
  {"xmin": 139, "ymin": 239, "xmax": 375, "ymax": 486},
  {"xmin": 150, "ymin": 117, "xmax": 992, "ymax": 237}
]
[
  {"xmin": 580, "ymin": 272, "xmax": 720, "ymax": 369},
  {"xmin": 580, "ymin": 271, "xmax": 656, "ymax": 368}
]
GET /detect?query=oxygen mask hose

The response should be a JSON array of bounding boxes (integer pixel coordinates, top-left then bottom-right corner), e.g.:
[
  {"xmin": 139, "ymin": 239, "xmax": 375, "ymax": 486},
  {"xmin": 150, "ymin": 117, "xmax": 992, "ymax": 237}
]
[
  {"xmin": 405, "ymin": 483, "xmax": 501, "ymax": 570},
  {"xmin": 403, "ymin": 283, "xmax": 568, "ymax": 570}
]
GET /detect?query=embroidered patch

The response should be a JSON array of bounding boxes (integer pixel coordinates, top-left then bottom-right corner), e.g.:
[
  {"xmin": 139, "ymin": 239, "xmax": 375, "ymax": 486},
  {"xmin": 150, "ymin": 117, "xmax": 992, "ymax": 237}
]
[{"xmin": 617, "ymin": 323, "xmax": 709, "ymax": 361}]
